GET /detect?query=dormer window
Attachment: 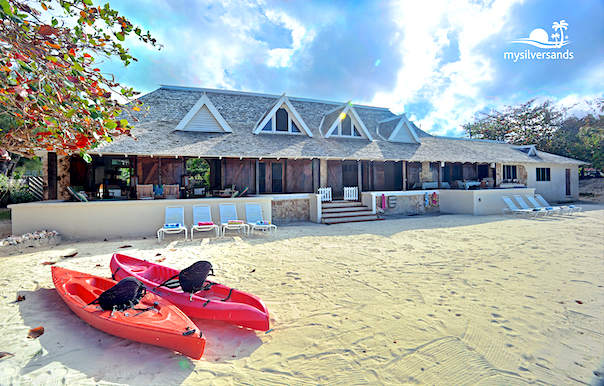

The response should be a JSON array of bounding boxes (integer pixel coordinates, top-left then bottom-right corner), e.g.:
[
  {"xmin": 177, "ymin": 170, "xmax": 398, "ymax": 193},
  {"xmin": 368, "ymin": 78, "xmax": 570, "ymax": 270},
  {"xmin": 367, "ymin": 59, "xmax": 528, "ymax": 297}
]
[
  {"xmin": 261, "ymin": 108, "xmax": 303, "ymax": 134},
  {"xmin": 253, "ymin": 94, "xmax": 313, "ymax": 136},
  {"xmin": 331, "ymin": 115, "xmax": 362, "ymax": 137}
]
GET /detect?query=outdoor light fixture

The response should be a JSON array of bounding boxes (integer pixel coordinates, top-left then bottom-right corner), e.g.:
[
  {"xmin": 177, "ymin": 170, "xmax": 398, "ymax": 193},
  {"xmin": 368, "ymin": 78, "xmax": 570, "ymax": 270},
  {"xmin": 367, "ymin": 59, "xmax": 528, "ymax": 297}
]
[
  {"xmin": 441, "ymin": 161, "xmax": 445, "ymax": 167},
  {"xmin": 490, "ymin": 163, "xmax": 496, "ymax": 168},
  {"xmin": 259, "ymin": 157, "xmax": 262, "ymax": 160}
]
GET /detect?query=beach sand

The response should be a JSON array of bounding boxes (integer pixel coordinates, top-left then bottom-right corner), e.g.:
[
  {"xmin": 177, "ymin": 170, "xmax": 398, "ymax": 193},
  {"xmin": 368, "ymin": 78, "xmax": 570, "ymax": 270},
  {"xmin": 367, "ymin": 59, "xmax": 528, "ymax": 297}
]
[{"xmin": 0, "ymin": 203, "xmax": 602, "ymax": 385}]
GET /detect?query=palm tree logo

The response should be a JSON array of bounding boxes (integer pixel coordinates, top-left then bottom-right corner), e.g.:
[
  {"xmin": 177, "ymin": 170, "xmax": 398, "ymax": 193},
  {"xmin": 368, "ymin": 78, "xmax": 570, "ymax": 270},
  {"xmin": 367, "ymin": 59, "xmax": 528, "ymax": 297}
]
[
  {"xmin": 552, "ymin": 20, "xmax": 569, "ymax": 48},
  {"xmin": 509, "ymin": 20, "xmax": 571, "ymax": 49}
]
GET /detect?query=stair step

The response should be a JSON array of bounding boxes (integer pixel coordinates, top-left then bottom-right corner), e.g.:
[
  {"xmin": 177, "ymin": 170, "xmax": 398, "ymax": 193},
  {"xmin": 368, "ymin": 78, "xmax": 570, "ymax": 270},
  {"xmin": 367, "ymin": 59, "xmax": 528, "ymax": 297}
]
[
  {"xmin": 323, "ymin": 215, "xmax": 384, "ymax": 224},
  {"xmin": 322, "ymin": 210, "xmax": 375, "ymax": 218},
  {"xmin": 323, "ymin": 206, "xmax": 370, "ymax": 213},
  {"xmin": 322, "ymin": 201, "xmax": 363, "ymax": 208}
]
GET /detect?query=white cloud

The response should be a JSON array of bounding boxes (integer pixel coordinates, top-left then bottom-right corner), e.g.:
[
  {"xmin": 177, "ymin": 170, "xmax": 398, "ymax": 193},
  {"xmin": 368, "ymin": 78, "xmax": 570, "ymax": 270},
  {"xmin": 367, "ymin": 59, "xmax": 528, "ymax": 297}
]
[{"xmin": 371, "ymin": 0, "xmax": 522, "ymax": 135}]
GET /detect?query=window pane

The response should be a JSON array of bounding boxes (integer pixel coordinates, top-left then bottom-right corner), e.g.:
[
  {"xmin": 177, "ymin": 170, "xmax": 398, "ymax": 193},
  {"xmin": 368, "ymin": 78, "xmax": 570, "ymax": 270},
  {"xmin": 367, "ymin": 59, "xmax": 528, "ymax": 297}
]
[
  {"xmin": 353, "ymin": 126, "xmax": 361, "ymax": 136},
  {"xmin": 259, "ymin": 163, "xmax": 266, "ymax": 193},
  {"xmin": 292, "ymin": 121, "xmax": 301, "ymax": 132},
  {"xmin": 271, "ymin": 163, "xmax": 283, "ymax": 193},
  {"xmin": 262, "ymin": 119, "xmax": 272, "ymax": 131},
  {"xmin": 276, "ymin": 108, "xmax": 288, "ymax": 132},
  {"xmin": 342, "ymin": 115, "xmax": 352, "ymax": 136}
]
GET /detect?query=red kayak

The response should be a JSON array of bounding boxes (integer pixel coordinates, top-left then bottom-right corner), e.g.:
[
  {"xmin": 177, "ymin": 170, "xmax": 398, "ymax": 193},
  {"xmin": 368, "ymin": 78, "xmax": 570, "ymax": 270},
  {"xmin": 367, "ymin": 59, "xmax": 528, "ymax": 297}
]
[
  {"xmin": 52, "ymin": 266, "xmax": 205, "ymax": 359},
  {"xmin": 110, "ymin": 253, "xmax": 270, "ymax": 331}
]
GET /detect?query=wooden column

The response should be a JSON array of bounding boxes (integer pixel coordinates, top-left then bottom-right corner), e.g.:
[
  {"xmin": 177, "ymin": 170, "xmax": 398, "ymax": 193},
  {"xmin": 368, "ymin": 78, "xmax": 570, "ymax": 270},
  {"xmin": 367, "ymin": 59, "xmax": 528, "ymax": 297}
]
[
  {"xmin": 357, "ymin": 160, "xmax": 362, "ymax": 193},
  {"xmin": 402, "ymin": 161, "xmax": 407, "ymax": 191},
  {"xmin": 47, "ymin": 152, "xmax": 57, "ymax": 200},
  {"xmin": 255, "ymin": 159, "xmax": 260, "ymax": 195},
  {"xmin": 220, "ymin": 159, "xmax": 225, "ymax": 189},
  {"xmin": 438, "ymin": 162, "xmax": 443, "ymax": 189}
]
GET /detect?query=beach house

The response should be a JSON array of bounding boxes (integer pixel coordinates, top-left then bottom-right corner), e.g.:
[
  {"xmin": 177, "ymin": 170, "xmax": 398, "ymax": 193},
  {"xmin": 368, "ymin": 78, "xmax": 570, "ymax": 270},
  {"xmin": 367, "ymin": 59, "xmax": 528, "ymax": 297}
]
[{"xmin": 11, "ymin": 86, "xmax": 585, "ymax": 239}]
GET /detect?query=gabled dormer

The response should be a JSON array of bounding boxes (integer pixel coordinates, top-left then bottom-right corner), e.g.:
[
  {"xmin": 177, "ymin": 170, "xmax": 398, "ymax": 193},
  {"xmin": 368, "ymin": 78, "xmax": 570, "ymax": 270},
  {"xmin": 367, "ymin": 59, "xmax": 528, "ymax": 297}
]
[
  {"xmin": 320, "ymin": 103, "xmax": 373, "ymax": 140},
  {"xmin": 377, "ymin": 114, "xmax": 420, "ymax": 144},
  {"xmin": 253, "ymin": 94, "xmax": 312, "ymax": 137},
  {"xmin": 174, "ymin": 92, "xmax": 233, "ymax": 133},
  {"xmin": 511, "ymin": 145, "xmax": 538, "ymax": 156}
]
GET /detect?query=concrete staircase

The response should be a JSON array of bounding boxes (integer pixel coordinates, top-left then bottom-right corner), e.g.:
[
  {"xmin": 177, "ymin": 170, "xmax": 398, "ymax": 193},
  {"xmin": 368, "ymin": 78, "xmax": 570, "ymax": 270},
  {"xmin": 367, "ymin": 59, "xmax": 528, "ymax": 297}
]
[{"xmin": 321, "ymin": 201, "xmax": 383, "ymax": 224}]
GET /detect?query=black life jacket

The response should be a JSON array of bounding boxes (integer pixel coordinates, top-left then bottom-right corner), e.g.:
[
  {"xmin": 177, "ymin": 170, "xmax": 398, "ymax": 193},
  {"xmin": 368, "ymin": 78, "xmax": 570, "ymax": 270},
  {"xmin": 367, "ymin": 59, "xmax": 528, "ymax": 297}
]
[
  {"xmin": 89, "ymin": 277, "xmax": 146, "ymax": 311},
  {"xmin": 156, "ymin": 261, "xmax": 214, "ymax": 294}
]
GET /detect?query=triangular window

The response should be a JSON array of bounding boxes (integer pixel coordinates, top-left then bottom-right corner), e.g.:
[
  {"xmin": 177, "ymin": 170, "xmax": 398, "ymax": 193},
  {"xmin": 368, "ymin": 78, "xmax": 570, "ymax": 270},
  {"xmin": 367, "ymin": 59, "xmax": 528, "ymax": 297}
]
[{"xmin": 253, "ymin": 94, "xmax": 313, "ymax": 137}]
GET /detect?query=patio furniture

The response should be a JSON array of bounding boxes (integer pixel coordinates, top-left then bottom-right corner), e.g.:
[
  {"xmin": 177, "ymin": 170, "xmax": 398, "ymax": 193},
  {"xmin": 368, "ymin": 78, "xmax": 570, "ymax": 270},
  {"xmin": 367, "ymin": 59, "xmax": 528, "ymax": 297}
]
[
  {"xmin": 535, "ymin": 194, "xmax": 582, "ymax": 215},
  {"xmin": 501, "ymin": 196, "xmax": 540, "ymax": 219},
  {"xmin": 245, "ymin": 202, "xmax": 277, "ymax": 237},
  {"xmin": 525, "ymin": 195, "xmax": 564, "ymax": 216},
  {"xmin": 136, "ymin": 185, "xmax": 154, "ymax": 200},
  {"xmin": 219, "ymin": 203, "xmax": 249, "ymax": 237},
  {"xmin": 191, "ymin": 205, "xmax": 220, "ymax": 239},
  {"xmin": 513, "ymin": 195, "xmax": 553, "ymax": 217},
  {"xmin": 164, "ymin": 185, "xmax": 180, "ymax": 199},
  {"xmin": 157, "ymin": 206, "xmax": 188, "ymax": 243}
]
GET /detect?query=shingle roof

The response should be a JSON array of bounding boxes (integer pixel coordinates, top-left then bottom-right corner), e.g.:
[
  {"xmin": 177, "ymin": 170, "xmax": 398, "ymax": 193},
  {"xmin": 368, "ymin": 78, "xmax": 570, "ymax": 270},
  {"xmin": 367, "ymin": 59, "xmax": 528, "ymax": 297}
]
[{"xmin": 93, "ymin": 86, "xmax": 585, "ymax": 165}]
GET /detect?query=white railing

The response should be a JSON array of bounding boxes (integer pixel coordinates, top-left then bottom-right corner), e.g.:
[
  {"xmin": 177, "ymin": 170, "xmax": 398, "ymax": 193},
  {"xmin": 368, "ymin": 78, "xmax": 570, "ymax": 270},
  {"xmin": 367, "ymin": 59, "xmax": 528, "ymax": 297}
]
[
  {"xmin": 343, "ymin": 186, "xmax": 358, "ymax": 201},
  {"xmin": 318, "ymin": 187, "xmax": 332, "ymax": 202}
]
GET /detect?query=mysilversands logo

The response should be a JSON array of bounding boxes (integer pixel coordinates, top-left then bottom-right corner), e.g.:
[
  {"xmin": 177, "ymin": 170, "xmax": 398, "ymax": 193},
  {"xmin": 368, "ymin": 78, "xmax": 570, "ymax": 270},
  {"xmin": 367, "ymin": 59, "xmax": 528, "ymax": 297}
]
[{"xmin": 505, "ymin": 20, "xmax": 574, "ymax": 62}]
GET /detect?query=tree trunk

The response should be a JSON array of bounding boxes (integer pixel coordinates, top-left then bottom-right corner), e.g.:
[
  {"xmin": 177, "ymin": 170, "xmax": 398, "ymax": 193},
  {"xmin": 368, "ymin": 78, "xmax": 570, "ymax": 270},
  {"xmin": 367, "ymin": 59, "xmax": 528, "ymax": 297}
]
[{"xmin": 0, "ymin": 154, "xmax": 21, "ymax": 176}]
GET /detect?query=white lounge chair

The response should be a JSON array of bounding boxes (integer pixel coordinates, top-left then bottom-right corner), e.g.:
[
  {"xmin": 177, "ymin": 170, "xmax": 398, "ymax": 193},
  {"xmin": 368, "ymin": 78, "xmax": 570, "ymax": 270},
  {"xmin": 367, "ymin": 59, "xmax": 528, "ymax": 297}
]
[
  {"xmin": 157, "ymin": 206, "xmax": 188, "ymax": 243},
  {"xmin": 514, "ymin": 195, "xmax": 557, "ymax": 217},
  {"xmin": 245, "ymin": 202, "xmax": 277, "ymax": 237},
  {"xmin": 191, "ymin": 205, "xmax": 220, "ymax": 239},
  {"xmin": 219, "ymin": 203, "xmax": 249, "ymax": 237},
  {"xmin": 535, "ymin": 194, "xmax": 582, "ymax": 215},
  {"xmin": 501, "ymin": 196, "xmax": 540, "ymax": 219},
  {"xmin": 525, "ymin": 195, "xmax": 564, "ymax": 216}
]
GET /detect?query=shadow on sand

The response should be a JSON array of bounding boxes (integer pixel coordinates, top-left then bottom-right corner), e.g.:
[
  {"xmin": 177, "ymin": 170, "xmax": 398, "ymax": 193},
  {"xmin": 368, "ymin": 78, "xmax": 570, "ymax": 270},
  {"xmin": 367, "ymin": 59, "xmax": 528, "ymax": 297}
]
[{"xmin": 17, "ymin": 286, "xmax": 263, "ymax": 384}]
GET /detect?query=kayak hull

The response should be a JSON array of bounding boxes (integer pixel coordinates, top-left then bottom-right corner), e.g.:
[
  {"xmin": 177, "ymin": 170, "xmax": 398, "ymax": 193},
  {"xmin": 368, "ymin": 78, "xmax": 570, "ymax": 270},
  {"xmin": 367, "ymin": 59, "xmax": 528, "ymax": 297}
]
[
  {"xmin": 52, "ymin": 266, "xmax": 205, "ymax": 359},
  {"xmin": 110, "ymin": 253, "xmax": 270, "ymax": 331}
]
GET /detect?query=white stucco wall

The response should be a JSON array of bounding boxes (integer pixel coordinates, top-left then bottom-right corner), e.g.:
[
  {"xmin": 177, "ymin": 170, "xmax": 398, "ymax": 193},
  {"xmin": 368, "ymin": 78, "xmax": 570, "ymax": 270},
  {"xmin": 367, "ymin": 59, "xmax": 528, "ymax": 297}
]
[
  {"xmin": 523, "ymin": 163, "xmax": 579, "ymax": 203},
  {"xmin": 9, "ymin": 197, "xmax": 273, "ymax": 241}
]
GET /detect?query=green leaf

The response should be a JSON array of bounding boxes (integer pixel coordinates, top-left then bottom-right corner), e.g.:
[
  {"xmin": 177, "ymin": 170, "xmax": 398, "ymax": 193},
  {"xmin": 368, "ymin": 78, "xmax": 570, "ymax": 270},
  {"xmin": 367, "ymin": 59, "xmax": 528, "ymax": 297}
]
[
  {"xmin": 83, "ymin": 0, "xmax": 93, "ymax": 5},
  {"xmin": 65, "ymin": 109, "xmax": 76, "ymax": 118},
  {"xmin": 0, "ymin": 0, "xmax": 12, "ymax": 15},
  {"xmin": 104, "ymin": 121, "xmax": 117, "ymax": 130},
  {"xmin": 80, "ymin": 152, "xmax": 92, "ymax": 163},
  {"xmin": 115, "ymin": 32, "xmax": 125, "ymax": 41},
  {"xmin": 119, "ymin": 119, "xmax": 128, "ymax": 127}
]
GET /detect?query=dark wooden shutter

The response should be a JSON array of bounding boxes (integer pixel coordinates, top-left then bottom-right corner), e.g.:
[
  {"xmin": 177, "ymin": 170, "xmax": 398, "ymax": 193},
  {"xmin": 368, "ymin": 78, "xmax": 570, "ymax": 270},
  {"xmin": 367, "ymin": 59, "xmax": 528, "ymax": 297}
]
[{"xmin": 327, "ymin": 161, "xmax": 343, "ymax": 199}]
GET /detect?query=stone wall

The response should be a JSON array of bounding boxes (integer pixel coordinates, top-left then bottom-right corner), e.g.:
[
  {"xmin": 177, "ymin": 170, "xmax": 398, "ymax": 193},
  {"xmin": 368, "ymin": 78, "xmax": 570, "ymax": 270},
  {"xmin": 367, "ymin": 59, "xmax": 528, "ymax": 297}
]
[
  {"xmin": 420, "ymin": 161, "xmax": 432, "ymax": 182},
  {"xmin": 376, "ymin": 193, "xmax": 440, "ymax": 215},
  {"xmin": 518, "ymin": 165, "xmax": 527, "ymax": 185},
  {"xmin": 272, "ymin": 198, "xmax": 310, "ymax": 222}
]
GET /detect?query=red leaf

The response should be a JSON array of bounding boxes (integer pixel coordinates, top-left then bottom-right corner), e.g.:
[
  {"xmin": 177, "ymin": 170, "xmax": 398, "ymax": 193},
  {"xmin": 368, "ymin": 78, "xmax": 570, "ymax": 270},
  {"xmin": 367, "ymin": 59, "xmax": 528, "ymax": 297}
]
[
  {"xmin": 17, "ymin": 295, "xmax": 25, "ymax": 302},
  {"xmin": 118, "ymin": 245, "xmax": 131, "ymax": 248},
  {"xmin": 27, "ymin": 327, "xmax": 44, "ymax": 339},
  {"xmin": 38, "ymin": 25, "xmax": 54, "ymax": 36},
  {"xmin": 576, "ymin": 300, "xmax": 583, "ymax": 304},
  {"xmin": 41, "ymin": 261, "xmax": 56, "ymax": 265},
  {"xmin": 63, "ymin": 252, "xmax": 78, "ymax": 258}
]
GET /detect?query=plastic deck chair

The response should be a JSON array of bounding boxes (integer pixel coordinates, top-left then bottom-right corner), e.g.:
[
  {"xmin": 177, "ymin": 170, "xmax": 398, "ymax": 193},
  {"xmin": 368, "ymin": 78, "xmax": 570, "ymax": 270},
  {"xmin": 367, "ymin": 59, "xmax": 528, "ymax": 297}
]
[
  {"xmin": 245, "ymin": 202, "xmax": 277, "ymax": 236},
  {"xmin": 525, "ymin": 195, "xmax": 564, "ymax": 216},
  {"xmin": 191, "ymin": 205, "xmax": 220, "ymax": 239},
  {"xmin": 501, "ymin": 196, "xmax": 540, "ymax": 219},
  {"xmin": 157, "ymin": 206, "xmax": 187, "ymax": 243},
  {"xmin": 535, "ymin": 194, "xmax": 582, "ymax": 215},
  {"xmin": 219, "ymin": 203, "xmax": 249, "ymax": 237},
  {"xmin": 514, "ymin": 195, "xmax": 556, "ymax": 217}
]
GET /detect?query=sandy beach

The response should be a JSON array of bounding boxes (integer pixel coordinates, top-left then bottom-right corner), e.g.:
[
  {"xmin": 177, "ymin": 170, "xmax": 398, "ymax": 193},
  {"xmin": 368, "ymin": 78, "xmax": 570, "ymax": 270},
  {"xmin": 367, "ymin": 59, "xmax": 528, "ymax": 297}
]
[{"xmin": 0, "ymin": 203, "xmax": 602, "ymax": 385}]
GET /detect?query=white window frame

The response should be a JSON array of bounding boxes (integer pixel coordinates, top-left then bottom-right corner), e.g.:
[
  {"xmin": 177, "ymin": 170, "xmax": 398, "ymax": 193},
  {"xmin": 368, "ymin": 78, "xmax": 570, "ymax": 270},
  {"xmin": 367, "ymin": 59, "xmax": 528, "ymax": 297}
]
[
  {"xmin": 331, "ymin": 115, "xmax": 363, "ymax": 138},
  {"xmin": 503, "ymin": 165, "xmax": 517, "ymax": 181},
  {"xmin": 536, "ymin": 167, "xmax": 551, "ymax": 181},
  {"xmin": 260, "ymin": 107, "xmax": 304, "ymax": 135}
]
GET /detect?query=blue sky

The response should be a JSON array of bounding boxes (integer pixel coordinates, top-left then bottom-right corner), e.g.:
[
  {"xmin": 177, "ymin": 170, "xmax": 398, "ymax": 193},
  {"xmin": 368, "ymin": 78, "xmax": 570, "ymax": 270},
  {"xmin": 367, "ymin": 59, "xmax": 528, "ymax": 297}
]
[{"xmin": 100, "ymin": 0, "xmax": 604, "ymax": 137}]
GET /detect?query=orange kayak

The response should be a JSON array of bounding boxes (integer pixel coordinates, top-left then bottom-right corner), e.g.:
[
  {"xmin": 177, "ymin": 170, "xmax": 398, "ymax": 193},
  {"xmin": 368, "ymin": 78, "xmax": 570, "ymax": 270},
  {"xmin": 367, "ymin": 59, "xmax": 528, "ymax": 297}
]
[
  {"xmin": 52, "ymin": 266, "xmax": 205, "ymax": 359},
  {"xmin": 110, "ymin": 253, "xmax": 270, "ymax": 331}
]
